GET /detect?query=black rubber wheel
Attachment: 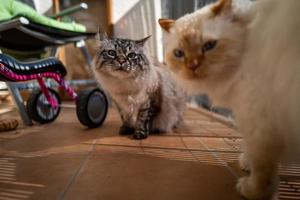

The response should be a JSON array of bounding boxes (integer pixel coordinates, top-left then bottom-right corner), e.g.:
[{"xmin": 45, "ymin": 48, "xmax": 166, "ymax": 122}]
[
  {"xmin": 76, "ymin": 88, "xmax": 108, "ymax": 128},
  {"xmin": 26, "ymin": 89, "xmax": 61, "ymax": 124}
]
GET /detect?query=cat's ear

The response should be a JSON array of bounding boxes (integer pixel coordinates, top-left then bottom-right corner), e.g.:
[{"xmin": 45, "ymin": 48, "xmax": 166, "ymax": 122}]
[
  {"xmin": 158, "ymin": 18, "xmax": 175, "ymax": 33},
  {"xmin": 211, "ymin": 0, "xmax": 232, "ymax": 17},
  {"xmin": 135, "ymin": 35, "xmax": 151, "ymax": 46},
  {"xmin": 100, "ymin": 32, "xmax": 108, "ymax": 41},
  {"xmin": 96, "ymin": 27, "xmax": 109, "ymax": 42},
  {"xmin": 95, "ymin": 28, "xmax": 109, "ymax": 50},
  {"xmin": 212, "ymin": 0, "xmax": 253, "ymax": 24}
]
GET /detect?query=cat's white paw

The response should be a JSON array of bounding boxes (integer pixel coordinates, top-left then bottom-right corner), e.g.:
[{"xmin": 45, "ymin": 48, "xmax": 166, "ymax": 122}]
[
  {"xmin": 239, "ymin": 153, "xmax": 250, "ymax": 172},
  {"xmin": 236, "ymin": 177, "xmax": 260, "ymax": 199},
  {"xmin": 236, "ymin": 176, "xmax": 276, "ymax": 200}
]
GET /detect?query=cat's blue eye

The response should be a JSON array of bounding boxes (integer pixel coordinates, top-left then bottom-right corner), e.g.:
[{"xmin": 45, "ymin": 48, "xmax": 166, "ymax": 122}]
[
  {"xmin": 202, "ymin": 40, "xmax": 218, "ymax": 52},
  {"xmin": 173, "ymin": 49, "xmax": 185, "ymax": 58},
  {"xmin": 107, "ymin": 50, "xmax": 117, "ymax": 58}
]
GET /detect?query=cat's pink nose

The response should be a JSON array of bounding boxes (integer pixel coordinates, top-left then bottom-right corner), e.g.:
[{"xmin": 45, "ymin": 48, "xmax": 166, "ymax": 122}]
[{"xmin": 186, "ymin": 59, "xmax": 200, "ymax": 70}]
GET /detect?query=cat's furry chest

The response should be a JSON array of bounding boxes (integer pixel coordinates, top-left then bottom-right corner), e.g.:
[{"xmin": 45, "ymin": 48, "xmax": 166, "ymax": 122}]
[{"xmin": 97, "ymin": 71, "xmax": 159, "ymax": 112}]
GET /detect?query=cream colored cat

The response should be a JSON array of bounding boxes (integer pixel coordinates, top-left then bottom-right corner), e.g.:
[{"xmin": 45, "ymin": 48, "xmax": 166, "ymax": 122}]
[{"xmin": 159, "ymin": 0, "xmax": 300, "ymax": 199}]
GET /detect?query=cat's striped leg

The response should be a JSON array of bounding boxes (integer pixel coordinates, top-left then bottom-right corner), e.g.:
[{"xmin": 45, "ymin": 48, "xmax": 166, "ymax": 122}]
[{"xmin": 134, "ymin": 101, "xmax": 156, "ymax": 139}]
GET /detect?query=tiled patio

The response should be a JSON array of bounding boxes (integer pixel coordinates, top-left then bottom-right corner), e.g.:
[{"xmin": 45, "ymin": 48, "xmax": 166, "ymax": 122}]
[{"xmin": 0, "ymin": 105, "xmax": 299, "ymax": 200}]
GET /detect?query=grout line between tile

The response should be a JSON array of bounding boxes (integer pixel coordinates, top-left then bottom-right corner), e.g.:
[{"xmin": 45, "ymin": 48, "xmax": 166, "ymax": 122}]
[
  {"xmin": 195, "ymin": 138, "xmax": 239, "ymax": 179},
  {"xmin": 178, "ymin": 133, "xmax": 202, "ymax": 163},
  {"xmin": 90, "ymin": 143, "xmax": 240, "ymax": 153},
  {"xmin": 57, "ymin": 140, "xmax": 96, "ymax": 200}
]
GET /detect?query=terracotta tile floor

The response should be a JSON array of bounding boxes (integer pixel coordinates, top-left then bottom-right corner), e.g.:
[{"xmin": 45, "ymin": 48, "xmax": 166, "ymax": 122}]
[{"xmin": 0, "ymin": 105, "xmax": 299, "ymax": 200}]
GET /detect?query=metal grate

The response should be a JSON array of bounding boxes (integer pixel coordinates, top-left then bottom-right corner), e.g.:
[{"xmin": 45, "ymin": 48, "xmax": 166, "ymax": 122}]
[
  {"xmin": 279, "ymin": 180, "xmax": 300, "ymax": 200},
  {"xmin": 279, "ymin": 164, "xmax": 300, "ymax": 199},
  {"xmin": 0, "ymin": 157, "xmax": 42, "ymax": 200}
]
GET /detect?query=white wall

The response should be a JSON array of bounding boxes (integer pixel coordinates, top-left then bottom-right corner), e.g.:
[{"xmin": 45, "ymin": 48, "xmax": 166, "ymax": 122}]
[
  {"xmin": 111, "ymin": 0, "xmax": 163, "ymax": 61},
  {"xmin": 33, "ymin": 0, "xmax": 52, "ymax": 14}
]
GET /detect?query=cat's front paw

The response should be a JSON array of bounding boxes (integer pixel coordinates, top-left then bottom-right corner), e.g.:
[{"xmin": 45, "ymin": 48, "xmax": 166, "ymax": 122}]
[
  {"xmin": 236, "ymin": 176, "xmax": 276, "ymax": 200},
  {"xmin": 133, "ymin": 130, "xmax": 148, "ymax": 139},
  {"xmin": 119, "ymin": 125, "xmax": 135, "ymax": 135},
  {"xmin": 236, "ymin": 176, "xmax": 258, "ymax": 199}
]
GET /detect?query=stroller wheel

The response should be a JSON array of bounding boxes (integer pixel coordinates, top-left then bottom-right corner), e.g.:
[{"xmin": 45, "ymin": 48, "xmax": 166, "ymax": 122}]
[
  {"xmin": 76, "ymin": 88, "xmax": 108, "ymax": 128},
  {"xmin": 26, "ymin": 89, "xmax": 61, "ymax": 124}
]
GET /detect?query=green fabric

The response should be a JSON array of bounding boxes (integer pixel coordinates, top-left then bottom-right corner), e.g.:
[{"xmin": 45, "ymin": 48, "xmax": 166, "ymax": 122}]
[{"xmin": 0, "ymin": 0, "xmax": 86, "ymax": 32}]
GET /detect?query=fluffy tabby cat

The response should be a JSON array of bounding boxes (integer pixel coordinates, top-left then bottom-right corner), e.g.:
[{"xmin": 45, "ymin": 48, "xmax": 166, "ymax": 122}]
[
  {"xmin": 93, "ymin": 35, "xmax": 186, "ymax": 139},
  {"xmin": 159, "ymin": 0, "xmax": 300, "ymax": 199}
]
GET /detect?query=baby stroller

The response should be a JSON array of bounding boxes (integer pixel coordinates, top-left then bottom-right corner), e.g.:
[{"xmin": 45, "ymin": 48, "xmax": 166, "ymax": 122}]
[
  {"xmin": 0, "ymin": 0, "xmax": 108, "ymax": 127},
  {"xmin": 0, "ymin": 53, "xmax": 108, "ymax": 128}
]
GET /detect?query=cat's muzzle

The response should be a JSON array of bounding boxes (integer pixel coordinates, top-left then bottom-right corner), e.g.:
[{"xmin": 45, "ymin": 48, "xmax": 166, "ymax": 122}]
[{"xmin": 115, "ymin": 63, "xmax": 131, "ymax": 71}]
